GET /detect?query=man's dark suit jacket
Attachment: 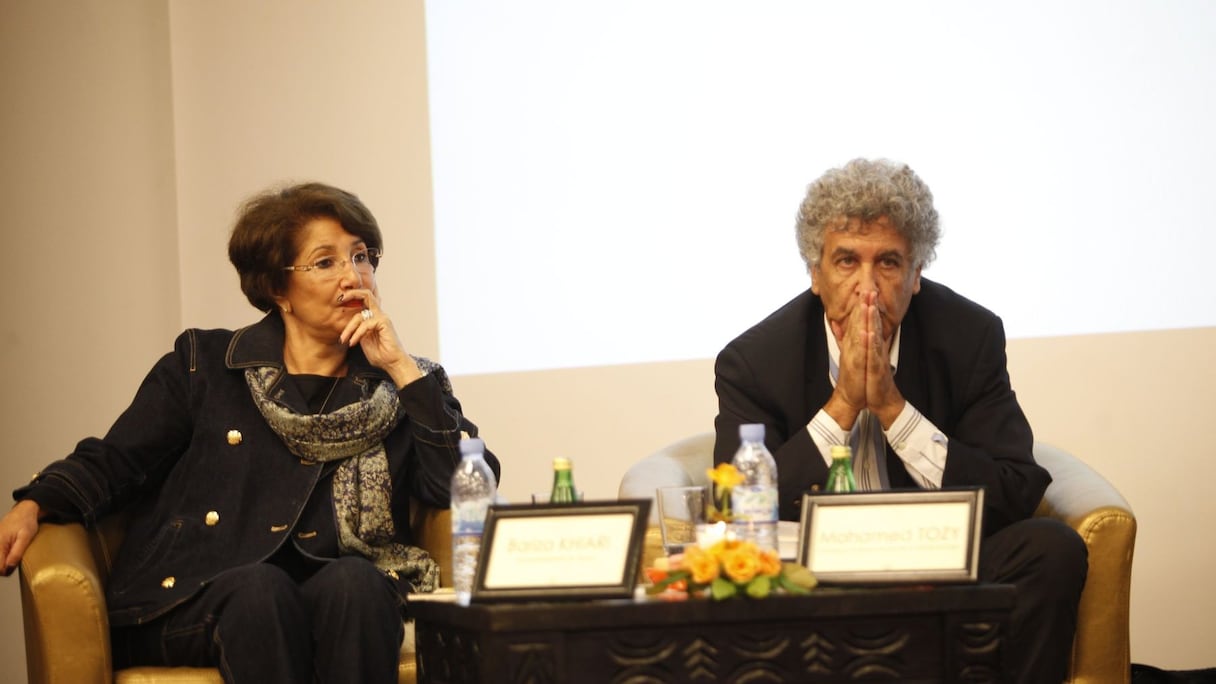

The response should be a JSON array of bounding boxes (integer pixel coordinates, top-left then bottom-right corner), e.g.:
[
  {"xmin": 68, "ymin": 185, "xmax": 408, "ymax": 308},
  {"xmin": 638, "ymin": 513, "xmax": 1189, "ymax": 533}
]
[{"xmin": 713, "ymin": 278, "xmax": 1050, "ymax": 535}]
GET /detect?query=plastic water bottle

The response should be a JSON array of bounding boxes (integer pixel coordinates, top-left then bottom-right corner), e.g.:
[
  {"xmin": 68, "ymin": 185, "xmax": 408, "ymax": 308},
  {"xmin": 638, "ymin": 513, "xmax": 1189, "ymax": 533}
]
[
  {"xmin": 450, "ymin": 437, "xmax": 497, "ymax": 605},
  {"xmin": 730, "ymin": 423, "xmax": 778, "ymax": 552}
]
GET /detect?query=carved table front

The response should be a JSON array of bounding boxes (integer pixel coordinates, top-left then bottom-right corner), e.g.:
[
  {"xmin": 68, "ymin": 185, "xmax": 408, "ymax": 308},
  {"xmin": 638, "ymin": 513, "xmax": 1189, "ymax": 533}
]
[{"xmin": 411, "ymin": 584, "xmax": 1013, "ymax": 683}]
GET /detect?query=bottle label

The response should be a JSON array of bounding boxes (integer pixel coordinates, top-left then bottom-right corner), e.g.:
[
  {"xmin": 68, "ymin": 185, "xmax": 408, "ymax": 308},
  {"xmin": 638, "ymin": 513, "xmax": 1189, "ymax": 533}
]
[
  {"xmin": 731, "ymin": 485, "xmax": 778, "ymax": 523},
  {"xmin": 452, "ymin": 499, "xmax": 491, "ymax": 535}
]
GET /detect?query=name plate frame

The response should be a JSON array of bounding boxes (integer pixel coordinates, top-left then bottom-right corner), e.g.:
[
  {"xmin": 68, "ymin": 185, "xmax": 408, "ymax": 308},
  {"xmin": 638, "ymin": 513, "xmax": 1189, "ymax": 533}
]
[
  {"xmin": 796, "ymin": 488, "xmax": 984, "ymax": 584},
  {"xmin": 472, "ymin": 499, "xmax": 651, "ymax": 602}
]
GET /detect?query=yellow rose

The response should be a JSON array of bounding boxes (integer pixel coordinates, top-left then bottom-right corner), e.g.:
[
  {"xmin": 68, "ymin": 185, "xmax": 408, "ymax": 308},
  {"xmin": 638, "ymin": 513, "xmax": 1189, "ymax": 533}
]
[
  {"xmin": 684, "ymin": 545, "xmax": 720, "ymax": 585},
  {"xmin": 757, "ymin": 549, "xmax": 782, "ymax": 577},
  {"xmin": 707, "ymin": 462, "xmax": 746, "ymax": 490},
  {"xmin": 721, "ymin": 546, "xmax": 760, "ymax": 584}
]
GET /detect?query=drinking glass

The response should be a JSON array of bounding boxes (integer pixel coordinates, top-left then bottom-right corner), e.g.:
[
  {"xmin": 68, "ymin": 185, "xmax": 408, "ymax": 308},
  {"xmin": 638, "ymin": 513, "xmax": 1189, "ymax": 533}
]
[{"xmin": 656, "ymin": 485, "xmax": 708, "ymax": 556}]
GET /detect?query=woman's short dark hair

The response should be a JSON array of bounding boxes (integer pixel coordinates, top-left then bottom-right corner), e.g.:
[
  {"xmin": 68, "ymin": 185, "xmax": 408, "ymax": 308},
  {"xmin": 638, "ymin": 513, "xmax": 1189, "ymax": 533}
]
[{"xmin": 228, "ymin": 182, "xmax": 384, "ymax": 312}]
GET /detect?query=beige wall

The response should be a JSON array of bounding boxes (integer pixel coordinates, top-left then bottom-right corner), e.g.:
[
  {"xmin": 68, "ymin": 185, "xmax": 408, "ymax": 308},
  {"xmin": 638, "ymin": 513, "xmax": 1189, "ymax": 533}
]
[
  {"xmin": 2, "ymin": 1, "xmax": 1213, "ymax": 680},
  {"xmin": 167, "ymin": 0, "xmax": 440, "ymax": 349},
  {"xmin": 0, "ymin": 1, "xmax": 180, "ymax": 679}
]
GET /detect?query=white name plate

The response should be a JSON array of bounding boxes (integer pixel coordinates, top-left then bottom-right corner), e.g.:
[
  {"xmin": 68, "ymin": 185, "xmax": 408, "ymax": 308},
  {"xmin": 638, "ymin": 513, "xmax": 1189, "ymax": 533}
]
[
  {"xmin": 473, "ymin": 500, "xmax": 650, "ymax": 601},
  {"xmin": 797, "ymin": 488, "xmax": 984, "ymax": 584}
]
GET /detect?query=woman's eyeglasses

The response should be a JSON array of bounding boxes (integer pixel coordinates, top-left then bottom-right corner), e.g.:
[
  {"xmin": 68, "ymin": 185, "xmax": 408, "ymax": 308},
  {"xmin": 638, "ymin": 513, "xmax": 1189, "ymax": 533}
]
[{"xmin": 283, "ymin": 248, "xmax": 382, "ymax": 279}]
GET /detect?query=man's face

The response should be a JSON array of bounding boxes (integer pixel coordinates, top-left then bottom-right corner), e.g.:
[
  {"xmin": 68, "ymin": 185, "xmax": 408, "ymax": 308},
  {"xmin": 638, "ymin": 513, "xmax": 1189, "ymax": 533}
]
[{"xmin": 810, "ymin": 215, "xmax": 922, "ymax": 343}]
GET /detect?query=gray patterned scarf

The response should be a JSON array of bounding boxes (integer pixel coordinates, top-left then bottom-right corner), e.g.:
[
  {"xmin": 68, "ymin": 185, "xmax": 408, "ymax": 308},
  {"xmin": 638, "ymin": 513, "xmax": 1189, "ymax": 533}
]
[{"xmin": 245, "ymin": 366, "xmax": 440, "ymax": 592}]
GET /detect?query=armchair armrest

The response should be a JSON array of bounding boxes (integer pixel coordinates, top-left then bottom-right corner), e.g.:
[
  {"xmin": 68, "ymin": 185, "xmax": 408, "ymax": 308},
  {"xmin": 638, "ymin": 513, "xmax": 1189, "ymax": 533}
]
[
  {"xmin": 618, "ymin": 433, "xmax": 716, "ymax": 576},
  {"xmin": 410, "ymin": 502, "xmax": 452, "ymax": 588},
  {"xmin": 1033, "ymin": 442, "xmax": 1137, "ymax": 684},
  {"xmin": 19, "ymin": 521, "xmax": 114, "ymax": 684},
  {"xmin": 618, "ymin": 433, "xmax": 715, "ymax": 524}
]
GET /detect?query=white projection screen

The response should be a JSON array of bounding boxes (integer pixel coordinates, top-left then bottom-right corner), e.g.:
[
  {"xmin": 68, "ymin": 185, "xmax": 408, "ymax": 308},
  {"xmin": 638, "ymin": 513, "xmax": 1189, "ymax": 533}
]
[{"xmin": 426, "ymin": 1, "xmax": 1216, "ymax": 376}]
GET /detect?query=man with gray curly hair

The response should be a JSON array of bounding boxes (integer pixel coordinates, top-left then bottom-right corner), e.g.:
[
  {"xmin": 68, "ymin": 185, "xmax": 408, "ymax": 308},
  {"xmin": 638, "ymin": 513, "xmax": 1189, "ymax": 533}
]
[{"xmin": 713, "ymin": 158, "xmax": 1086, "ymax": 683}]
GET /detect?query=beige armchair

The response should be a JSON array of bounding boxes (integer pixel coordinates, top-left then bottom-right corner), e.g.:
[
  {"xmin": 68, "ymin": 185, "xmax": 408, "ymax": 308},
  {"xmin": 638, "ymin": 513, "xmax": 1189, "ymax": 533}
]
[
  {"xmin": 19, "ymin": 501, "xmax": 452, "ymax": 684},
  {"xmin": 619, "ymin": 434, "xmax": 1137, "ymax": 684}
]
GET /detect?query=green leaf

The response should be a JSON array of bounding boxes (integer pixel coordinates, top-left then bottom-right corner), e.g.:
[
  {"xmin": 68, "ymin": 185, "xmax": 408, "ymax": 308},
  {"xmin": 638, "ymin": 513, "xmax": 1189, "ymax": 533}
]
[
  {"xmin": 780, "ymin": 563, "xmax": 818, "ymax": 591},
  {"xmin": 710, "ymin": 577, "xmax": 738, "ymax": 600},
  {"xmin": 776, "ymin": 575, "xmax": 811, "ymax": 595},
  {"xmin": 745, "ymin": 575, "xmax": 772, "ymax": 599},
  {"xmin": 646, "ymin": 570, "xmax": 692, "ymax": 595}
]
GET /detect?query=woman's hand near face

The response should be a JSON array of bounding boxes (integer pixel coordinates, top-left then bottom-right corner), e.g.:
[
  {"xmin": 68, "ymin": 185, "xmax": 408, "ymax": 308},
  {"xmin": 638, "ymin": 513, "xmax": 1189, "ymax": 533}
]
[{"xmin": 339, "ymin": 289, "xmax": 425, "ymax": 388}]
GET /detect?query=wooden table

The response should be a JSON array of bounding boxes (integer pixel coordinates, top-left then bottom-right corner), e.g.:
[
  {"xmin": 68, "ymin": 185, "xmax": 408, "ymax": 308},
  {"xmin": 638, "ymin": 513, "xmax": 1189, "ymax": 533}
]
[{"xmin": 410, "ymin": 583, "xmax": 1014, "ymax": 683}]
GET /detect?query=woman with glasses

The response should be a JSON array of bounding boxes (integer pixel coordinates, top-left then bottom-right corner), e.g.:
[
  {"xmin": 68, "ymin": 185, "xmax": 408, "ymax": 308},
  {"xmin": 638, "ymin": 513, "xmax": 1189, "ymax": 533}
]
[{"xmin": 0, "ymin": 182, "xmax": 499, "ymax": 684}]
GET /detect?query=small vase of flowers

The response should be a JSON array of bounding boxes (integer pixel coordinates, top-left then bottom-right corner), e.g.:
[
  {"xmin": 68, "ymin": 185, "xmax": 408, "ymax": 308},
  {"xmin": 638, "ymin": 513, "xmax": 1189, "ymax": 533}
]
[{"xmin": 646, "ymin": 463, "xmax": 817, "ymax": 600}]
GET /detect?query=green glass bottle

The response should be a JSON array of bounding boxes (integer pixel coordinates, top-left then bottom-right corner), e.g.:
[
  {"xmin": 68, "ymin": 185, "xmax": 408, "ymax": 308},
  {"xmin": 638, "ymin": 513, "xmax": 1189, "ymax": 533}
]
[
  {"xmin": 825, "ymin": 445, "xmax": 857, "ymax": 493},
  {"xmin": 550, "ymin": 457, "xmax": 578, "ymax": 503}
]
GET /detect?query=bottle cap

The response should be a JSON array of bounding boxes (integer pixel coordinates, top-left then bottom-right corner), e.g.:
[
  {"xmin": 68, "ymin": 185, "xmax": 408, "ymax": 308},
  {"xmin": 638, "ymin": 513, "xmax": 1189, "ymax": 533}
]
[
  {"xmin": 459, "ymin": 437, "xmax": 485, "ymax": 457},
  {"xmin": 830, "ymin": 444, "xmax": 852, "ymax": 460},
  {"xmin": 739, "ymin": 423, "xmax": 765, "ymax": 443},
  {"xmin": 553, "ymin": 457, "xmax": 572, "ymax": 470}
]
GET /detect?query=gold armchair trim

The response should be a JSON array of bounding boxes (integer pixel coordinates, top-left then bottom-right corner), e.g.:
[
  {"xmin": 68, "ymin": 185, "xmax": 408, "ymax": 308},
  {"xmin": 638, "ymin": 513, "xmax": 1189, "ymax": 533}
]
[{"xmin": 1034, "ymin": 442, "xmax": 1137, "ymax": 684}]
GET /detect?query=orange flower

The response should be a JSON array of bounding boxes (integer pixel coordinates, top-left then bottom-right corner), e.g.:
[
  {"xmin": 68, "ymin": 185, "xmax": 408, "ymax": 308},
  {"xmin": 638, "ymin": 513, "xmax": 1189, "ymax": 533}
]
[
  {"xmin": 683, "ymin": 545, "xmax": 720, "ymax": 585},
  {"xmin": 645, "ymin": 567, "xmax": 686, "ymax": 592},
  {"xmin": 644, "ymin": 567, "xmax": 668, "ymax": 585},
  {"xmin": 757, "ymin": 548, "xmax": 782, "ymax": 577},
  {"xmin": 721, "ymin": 545, "xmax": 761, "ymax": 584}
]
